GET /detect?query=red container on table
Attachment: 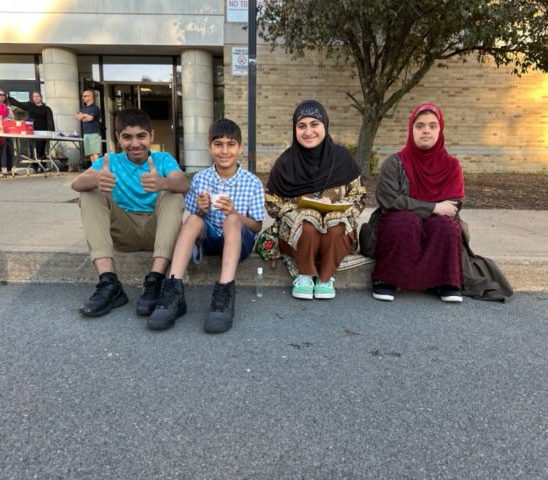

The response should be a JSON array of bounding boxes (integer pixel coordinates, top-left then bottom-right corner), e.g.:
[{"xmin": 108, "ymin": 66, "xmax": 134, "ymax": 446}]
[
  {"xmin": 14, "ymin": 120, "xmax": 24, "ymax": 135},
  {"xmin": 25, "ymin": 121, "xmax": 34, "ymax": 135},
  {"xmin": 2, "ymin": 119, "xmax": 15, "ymax": 133}
]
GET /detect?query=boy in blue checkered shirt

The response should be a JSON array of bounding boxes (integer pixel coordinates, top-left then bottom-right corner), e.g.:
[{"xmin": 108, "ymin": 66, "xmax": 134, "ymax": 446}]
[{"xmin": 148, "ymin": 119, "xmax": 265, "ymax": 333}]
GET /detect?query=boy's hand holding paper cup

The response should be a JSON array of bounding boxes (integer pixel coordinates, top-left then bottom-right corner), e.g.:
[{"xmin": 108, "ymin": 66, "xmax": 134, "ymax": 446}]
[
  {"xmin": 211, "ymin": 192, "xmax": 234, "ymax": 215},
  {"xmin": 197, "ymin": 190, "xmax": 211, "ymax": 214},
  {"xmin": 210, "ymin": 192, "xmax": 229, "ymax": 209}
]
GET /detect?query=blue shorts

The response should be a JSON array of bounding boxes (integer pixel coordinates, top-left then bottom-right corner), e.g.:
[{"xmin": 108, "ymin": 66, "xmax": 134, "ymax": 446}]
[{"xmin": 202, "ymin": 219, "xmax": 257, "ymax": 262}]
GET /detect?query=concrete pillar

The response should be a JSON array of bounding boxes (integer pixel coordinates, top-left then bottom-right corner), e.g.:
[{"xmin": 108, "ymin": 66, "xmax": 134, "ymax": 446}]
[
  {"xmin": 41, "ymin": 48, "xmax": 80, "ymax": 134},
  {"xmin": 181, "ymin": 49, "xmax": 214, "ymax": 172}
]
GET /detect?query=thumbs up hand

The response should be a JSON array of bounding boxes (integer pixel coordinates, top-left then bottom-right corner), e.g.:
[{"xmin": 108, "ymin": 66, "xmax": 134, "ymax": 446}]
[
  {"xmin": 141, "ymin": 157, "xmax": 164, "ymax": 192},
  {"xmin": 102, "ymin": 153, "xmax": 110, "ymax": 171},
  {"xmin": 98, "ymin": 153, "xmax": 116, "ymax": 192}
]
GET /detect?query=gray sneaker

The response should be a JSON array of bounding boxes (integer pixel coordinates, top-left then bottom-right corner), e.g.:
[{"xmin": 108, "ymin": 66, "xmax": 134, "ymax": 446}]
[
  {"xmin": 147, "ymin": 277, "xmax": 187, "ymax": 330},
  {"xmin": 204, "ymin": 281, "xmax": 235, "ymax": 334},
  {"xmin": 192, "ymin": 242, "xmax": 203, "ymax": 265}
]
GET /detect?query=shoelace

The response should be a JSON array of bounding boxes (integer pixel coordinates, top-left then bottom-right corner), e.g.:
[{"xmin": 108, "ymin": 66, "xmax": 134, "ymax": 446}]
[
  {"xmin": 141, "ymin": 276, "xmax": 162, "ymax": 300},
  {"xmin": 89, "ymin": 280, "xmax": 117, "ymax": 301},
  {"xmin": 316, "ymin": 277, "xmax": 334, "ymax": 288},
  {"xmin": 156, "ymin": 280, "xmax": 180, "ymax": 309},
  {"xmin": 293, "ymin": 275, "xmax": 313, "ymax": 287},
  {"xmin": 210, "ymin": 284, "xmax": 229, "ymax": 312}
]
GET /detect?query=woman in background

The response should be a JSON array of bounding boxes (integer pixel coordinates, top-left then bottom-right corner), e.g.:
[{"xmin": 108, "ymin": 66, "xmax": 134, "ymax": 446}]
[
  {"xmin": 0, "ymin": 87, "xmax": 14, "ymax": 177},
  {"xmin": 8, "ymin": 90, "xmax": 55, "ymax": 172}
]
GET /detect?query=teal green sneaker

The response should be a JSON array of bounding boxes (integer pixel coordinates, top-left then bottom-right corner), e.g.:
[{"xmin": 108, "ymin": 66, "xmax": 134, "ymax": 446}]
[
  {"xmin": 314, "ymin": 277, "xmax": 336, "ymax": 299},
  {"xmin": 292, "ymin": 275, "xmax": 314, "ymax": 300}
]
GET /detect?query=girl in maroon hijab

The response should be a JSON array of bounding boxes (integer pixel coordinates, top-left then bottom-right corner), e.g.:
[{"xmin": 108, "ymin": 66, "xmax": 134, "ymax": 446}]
[
  {"xmin": 361, "ymin": 102, "xmax": 512, "ymax": 302},
  {"xmin": 370, "ymin": 103, "xmax": 466, "ymax": 302}
]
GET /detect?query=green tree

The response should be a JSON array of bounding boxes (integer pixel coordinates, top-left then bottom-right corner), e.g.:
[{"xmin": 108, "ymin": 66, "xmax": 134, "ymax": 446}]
[{"xmin": 258, "ymin": 0, "xmax": 548, "ymax": 177}]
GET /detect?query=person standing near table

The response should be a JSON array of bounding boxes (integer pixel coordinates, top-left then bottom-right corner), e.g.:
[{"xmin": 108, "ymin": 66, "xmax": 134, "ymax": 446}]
[
  {"xmin": 75, "ymin": 90, "xmax": 102, "ymax": 165},
  {"xmin": 0, "ymin": 87, "xmax": 14, "ymax": 177},
  {"xmin": 8, "ymin": 90, "xmax": 55, "ymax": 172}
]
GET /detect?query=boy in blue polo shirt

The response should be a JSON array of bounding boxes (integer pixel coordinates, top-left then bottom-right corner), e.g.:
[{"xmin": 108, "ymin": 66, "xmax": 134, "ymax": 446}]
[
  {"xmin": 148, "ymin": 119, "xmax": 264, "ymax": 333},
  {"xmin": 72, "ymin": 108, "xmax": 188, "ymax": 318}
]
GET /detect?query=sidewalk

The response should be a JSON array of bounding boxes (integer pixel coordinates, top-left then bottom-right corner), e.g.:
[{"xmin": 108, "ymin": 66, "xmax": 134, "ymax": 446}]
[{"xmin": 1, "ymin": 173, "xmax": 547, "ymax": 291}]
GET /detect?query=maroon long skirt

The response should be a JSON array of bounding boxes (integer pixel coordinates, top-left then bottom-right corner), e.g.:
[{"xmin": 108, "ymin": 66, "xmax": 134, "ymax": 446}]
[{"xmin": 372, "ymin": 211, "xmax": 463, "ymax": 291}]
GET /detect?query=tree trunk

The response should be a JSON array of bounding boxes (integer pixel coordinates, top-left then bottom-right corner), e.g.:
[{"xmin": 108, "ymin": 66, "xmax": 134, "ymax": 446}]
[{"xmin": 355, "ymin": 111, "xmax": 382, "ymax": 179}]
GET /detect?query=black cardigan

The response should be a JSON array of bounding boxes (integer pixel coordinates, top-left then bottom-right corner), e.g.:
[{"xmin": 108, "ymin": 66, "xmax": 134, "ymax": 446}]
[{"xmin": 8, "ymin": 97, "xmax": 55, "ymax": 131}]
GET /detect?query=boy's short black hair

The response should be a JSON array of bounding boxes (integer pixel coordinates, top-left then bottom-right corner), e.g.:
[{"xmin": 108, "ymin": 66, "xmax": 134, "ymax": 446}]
[
  {"xmin": 115, "ymin": 108, "xmax": 152, "ymax": 134},
  {"xmin": 208, "ymin": 118, "xmax": 242, "ymax": 144}
]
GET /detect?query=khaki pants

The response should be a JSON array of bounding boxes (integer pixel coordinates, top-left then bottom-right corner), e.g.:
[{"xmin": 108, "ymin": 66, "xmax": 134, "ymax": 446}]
[{"xmin": 79, "ymin": 190, "xmax": 183, "ymax": 261}]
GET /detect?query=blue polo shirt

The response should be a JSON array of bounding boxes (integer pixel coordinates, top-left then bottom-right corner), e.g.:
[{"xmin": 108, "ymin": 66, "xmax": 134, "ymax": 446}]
[{"xmin": 91, "ymin": 151, "xmax": 180, "ymax": 213}]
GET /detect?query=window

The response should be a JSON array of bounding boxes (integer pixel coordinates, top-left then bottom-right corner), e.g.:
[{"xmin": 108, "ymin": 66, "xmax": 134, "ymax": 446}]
[
  {"xmin": 77, "ymin": 55, "xmax": 101, "ymax": 82},
  {"xmin": 102, "ymin": 56, "xmax": 173, "ymax": 82},
  {"xmin": 0, "ymin": 54, "xmax": 36, "ymax": 81}
]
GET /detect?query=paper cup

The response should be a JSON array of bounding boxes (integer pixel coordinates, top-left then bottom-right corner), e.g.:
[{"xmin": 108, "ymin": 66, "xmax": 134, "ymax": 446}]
[{"xmin": 210, "ymin": 193, "xmax": 229, "ymax": 210}]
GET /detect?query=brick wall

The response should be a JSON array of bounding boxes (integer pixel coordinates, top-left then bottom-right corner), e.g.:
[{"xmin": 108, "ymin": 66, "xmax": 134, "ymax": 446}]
[{"xmin": 224, "ymin": 45, "xmax": 548, "ymax": 174}]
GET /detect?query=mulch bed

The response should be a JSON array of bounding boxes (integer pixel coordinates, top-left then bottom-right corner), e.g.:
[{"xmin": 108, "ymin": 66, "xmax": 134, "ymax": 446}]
[{"xmin": 257, "ymin": 173, "xmax": 548, "ymax": 210}]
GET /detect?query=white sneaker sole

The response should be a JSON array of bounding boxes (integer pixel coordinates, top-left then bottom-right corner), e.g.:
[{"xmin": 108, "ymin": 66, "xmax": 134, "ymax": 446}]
[
  {"xmin": 372, "ymin": 292, "xmax": 394, "ymax": 301},
  {"xmin": 292, "ymin": 291, "xmax": 313, "ymax": 300},
  {"xmin": 441, "ymin": 295, "xmax": 463, "ymax": 303},
  {"xmin": 314, "ymin": 292, "xmax": 336, "ymax": 299}
]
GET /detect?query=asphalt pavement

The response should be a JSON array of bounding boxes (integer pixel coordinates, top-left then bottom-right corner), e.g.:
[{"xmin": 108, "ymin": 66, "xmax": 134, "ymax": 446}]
[{"xmin": 1, "ymin": 282, "xmax": 547, "ymax": 479}]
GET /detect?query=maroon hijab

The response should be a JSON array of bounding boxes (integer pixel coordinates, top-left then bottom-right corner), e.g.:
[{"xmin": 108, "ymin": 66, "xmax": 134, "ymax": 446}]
[{"xmin": 398, "ymin": 103, "xmax": 464, "ymax": 202}]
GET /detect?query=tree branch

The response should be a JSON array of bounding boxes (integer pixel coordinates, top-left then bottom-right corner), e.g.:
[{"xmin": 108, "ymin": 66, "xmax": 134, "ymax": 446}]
[{"xmin": 344, "ymin": 91, "xmax": 365, "ymax": 115}]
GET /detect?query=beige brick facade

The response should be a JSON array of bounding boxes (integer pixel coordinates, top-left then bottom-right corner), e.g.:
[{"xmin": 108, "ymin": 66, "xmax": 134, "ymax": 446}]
[{"xmin": 225, "ymin": 45, "xmax": 548, "ymax": 174}]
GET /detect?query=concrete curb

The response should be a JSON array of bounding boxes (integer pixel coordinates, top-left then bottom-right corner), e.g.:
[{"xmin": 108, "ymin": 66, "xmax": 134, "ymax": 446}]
[
  {"xmin": 1, "ymin": 176, "xmax": 546, "ymax": 294},
  {"xmin": 1, "ymin": 250, "xmax": 546, "ymax": 292}
]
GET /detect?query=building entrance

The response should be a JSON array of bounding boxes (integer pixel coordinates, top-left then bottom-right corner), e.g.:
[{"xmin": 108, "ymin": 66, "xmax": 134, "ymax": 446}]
[{"xmin": 105, "ymin": 83, "xmax": 176, "ymax": 158}]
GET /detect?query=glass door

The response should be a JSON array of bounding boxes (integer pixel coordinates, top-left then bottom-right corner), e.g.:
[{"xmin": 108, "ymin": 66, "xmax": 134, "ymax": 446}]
[{"xmin": 105, "ymin": 83, "xmax": 175, "ymax": 158}]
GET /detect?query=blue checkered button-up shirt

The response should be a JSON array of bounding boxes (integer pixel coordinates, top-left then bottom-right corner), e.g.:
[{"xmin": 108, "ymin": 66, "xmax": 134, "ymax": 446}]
[{"xmin": 185, "ymin": 164, "xmax": 265, "ymax": 235}]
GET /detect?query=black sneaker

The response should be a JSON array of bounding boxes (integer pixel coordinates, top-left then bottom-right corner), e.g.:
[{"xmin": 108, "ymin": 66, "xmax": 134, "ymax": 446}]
[
  {"xmin": 438, "ymin": 285, "xmax": 463, "ymax": 303},
  {"xmin": 80, "ymin": 273, "xmax": 128, "ymax": 317},
  {"xmin": 204, "ymin": 281, "xmax": 235, "ymax": 334},
  {"xmin": 147, "ymin": 277, "xmax": 187, "ymax": 330},
  {"xmin": 136, "ymin": 272, "xmax": 165, "ymax": 316},
  {"xmin": 372, "ymin": 281, "xmax": 396, "ymax": 302}
]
